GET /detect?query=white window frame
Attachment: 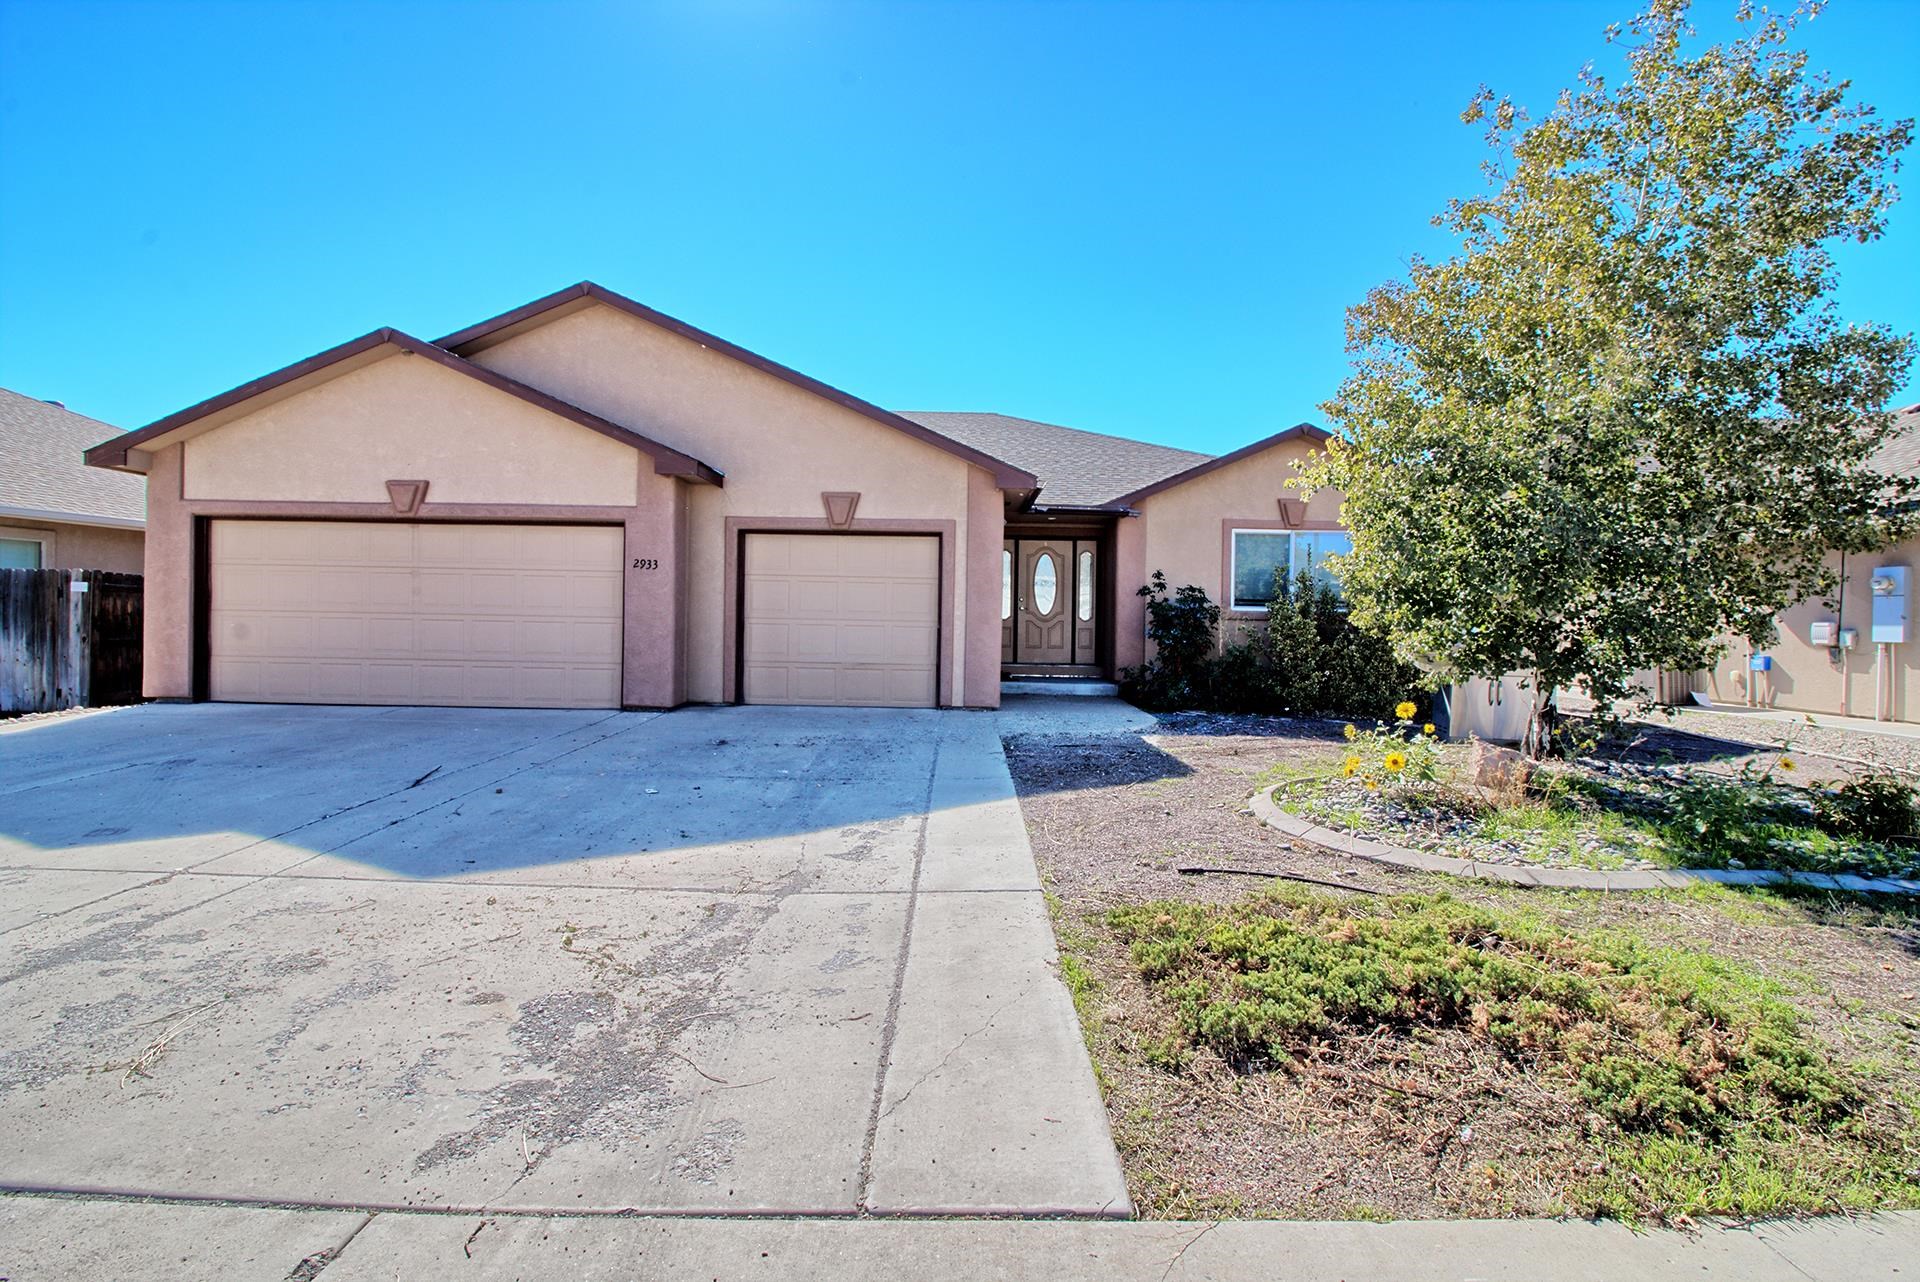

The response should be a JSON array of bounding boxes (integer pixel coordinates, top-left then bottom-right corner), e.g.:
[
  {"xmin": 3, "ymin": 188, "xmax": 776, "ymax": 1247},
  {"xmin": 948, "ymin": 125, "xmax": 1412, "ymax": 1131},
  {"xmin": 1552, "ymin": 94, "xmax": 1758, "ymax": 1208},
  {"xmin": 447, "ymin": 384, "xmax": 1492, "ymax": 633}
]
[
  {"xmin": 1227, "ymin": 528, "xmax": 1350, "ymax": 613},
  {"xmin": 1228, "ymin": 528, "xmax": 1293, "ymax": 613},
  {"xmin": 0, "ymin": 531, "xmax": 51, "ymax": 571}
]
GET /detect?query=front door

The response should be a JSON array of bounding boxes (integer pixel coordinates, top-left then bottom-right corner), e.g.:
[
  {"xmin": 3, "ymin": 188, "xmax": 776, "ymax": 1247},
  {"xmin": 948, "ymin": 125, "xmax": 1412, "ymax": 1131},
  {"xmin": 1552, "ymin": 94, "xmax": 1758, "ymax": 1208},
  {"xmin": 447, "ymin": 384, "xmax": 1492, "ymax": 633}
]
[
  {"xmin": 1017, "ymin": 538, "xmax": 1073, "ymax": 664},
  {"xmin": 1004, "ymin": 537, "xmax": 1099, "ymax": 667}
]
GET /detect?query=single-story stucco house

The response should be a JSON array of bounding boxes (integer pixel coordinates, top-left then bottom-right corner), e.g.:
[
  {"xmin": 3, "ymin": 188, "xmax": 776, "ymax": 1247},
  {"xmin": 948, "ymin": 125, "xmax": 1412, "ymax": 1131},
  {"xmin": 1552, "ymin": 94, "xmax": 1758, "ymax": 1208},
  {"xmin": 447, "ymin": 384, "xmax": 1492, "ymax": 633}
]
[
  {"xmin": 82, "ymin": 282, "xmax": 1345, "ymax": 711},
  {"xmin": 1, "ymin": 386, "xmax": 144, "ymax": 572}
]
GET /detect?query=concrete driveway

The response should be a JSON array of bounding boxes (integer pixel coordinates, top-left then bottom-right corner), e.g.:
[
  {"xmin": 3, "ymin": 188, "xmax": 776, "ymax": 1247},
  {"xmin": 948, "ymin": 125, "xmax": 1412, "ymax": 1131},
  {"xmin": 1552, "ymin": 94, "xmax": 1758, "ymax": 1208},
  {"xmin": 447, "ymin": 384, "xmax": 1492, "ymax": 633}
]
[{"xmin": 0, "ymin": 703, "xmax": 1127, "ymax": 1219}]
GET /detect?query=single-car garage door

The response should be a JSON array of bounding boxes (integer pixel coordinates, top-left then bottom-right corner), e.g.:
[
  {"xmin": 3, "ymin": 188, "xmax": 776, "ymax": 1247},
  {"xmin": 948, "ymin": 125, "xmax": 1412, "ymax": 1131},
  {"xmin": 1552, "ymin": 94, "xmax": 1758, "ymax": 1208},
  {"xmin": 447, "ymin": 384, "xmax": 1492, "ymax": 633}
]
[
  {"xmin": 742, "ymin": 533, "xmax": 938, "ymax": 707},
  {"xmin": 209, "ymin": 520, "xmax": 623, "ymax": 708}
]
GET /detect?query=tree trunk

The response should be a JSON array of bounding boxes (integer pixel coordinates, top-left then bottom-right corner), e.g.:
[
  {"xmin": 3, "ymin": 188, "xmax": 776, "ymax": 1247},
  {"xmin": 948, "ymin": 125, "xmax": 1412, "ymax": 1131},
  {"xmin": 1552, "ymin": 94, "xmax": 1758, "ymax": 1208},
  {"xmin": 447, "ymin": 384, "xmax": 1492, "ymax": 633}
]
[{"xmin": 1521, "ymin": 683, "xmax": 1559, "ymax": 759}]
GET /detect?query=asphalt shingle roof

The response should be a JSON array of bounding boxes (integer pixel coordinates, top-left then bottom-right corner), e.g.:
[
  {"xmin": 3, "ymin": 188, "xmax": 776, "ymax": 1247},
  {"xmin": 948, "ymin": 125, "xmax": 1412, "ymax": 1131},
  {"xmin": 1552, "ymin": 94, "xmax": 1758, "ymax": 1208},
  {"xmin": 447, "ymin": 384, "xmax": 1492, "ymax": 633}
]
[
  {"xmin": 1869, "ymin": 404, "xmax": 1920, "ymax": 478},
  {"xmin": 0, "ymin": 387, "xmax": 144, "ymax": 525},
  {"xmin": 894, "ymin": 411, "xmax": 1211, "ymax": 508}
]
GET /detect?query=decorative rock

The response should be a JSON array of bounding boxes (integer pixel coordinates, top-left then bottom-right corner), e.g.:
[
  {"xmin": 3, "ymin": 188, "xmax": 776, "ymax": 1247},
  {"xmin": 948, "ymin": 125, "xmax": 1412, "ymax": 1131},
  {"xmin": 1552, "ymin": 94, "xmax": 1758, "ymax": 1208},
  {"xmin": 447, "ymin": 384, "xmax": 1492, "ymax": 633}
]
[{"xmin": 1469, "ymin": 739, "xmax": 1533, "ymax": 797}]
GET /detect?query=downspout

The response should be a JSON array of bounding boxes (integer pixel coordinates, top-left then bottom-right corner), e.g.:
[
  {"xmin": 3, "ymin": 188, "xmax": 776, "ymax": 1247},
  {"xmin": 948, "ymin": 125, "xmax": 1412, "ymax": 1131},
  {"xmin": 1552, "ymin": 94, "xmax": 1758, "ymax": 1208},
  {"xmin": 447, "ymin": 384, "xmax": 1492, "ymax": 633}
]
[{"xmin": 1837, "ymin": 550, "xmax": 1850, "ymax": 718}]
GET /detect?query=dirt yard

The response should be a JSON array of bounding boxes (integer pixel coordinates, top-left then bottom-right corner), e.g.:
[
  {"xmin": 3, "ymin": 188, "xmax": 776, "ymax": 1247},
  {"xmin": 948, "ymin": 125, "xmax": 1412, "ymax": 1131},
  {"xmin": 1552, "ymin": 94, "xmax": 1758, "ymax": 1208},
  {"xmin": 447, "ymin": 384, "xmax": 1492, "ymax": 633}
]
[{"xmin": 1005, "ymin": 712, "xmax": 1920, "ymax": 1221}]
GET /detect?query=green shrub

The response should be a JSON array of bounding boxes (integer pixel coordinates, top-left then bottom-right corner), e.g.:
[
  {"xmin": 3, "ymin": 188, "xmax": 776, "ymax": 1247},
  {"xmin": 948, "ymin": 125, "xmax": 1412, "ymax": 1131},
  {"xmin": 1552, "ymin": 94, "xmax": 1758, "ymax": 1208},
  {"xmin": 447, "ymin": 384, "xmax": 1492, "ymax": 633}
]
[
  {"xmin": 1107, "ymin": 889, "xmax": 1919, "ymax": 1219},
  {"xmin": 1120, "ymin": 572, "xmax": 1221, "ymax": 710},
  {"xmin": 1123, "ymin": 569, "xmax": 1426, "ymax": 721},
  {"xmin": 1813, "ymin": 771, "xmax": 1919, "ymax": 842}
]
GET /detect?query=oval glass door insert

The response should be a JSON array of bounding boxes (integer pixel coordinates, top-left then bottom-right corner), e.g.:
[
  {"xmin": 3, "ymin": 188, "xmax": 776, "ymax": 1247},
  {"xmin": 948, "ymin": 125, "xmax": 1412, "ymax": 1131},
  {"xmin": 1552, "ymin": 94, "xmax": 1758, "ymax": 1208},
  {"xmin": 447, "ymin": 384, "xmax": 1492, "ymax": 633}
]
[{"xmin": 1033, "ymin": 553, "xmax": 1058, "ymax": 614}]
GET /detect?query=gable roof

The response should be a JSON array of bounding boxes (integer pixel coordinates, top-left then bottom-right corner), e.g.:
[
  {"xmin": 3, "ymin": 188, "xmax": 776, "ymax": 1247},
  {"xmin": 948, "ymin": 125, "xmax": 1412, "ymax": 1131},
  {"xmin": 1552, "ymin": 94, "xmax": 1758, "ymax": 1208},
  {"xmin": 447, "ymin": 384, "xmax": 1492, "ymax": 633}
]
[
  {"xmin": 1, "ymin": 387, "xmax": 145, "ymax": 528},
  {"xmin": 82, "ymin": 329, "xmax": 723, "ymax": 485},
  {"xmin": 437, "ymin": 283, "xmax": 1038, "ymax": 491},
  {"xmin": 894, "ymin": 411, "xmax": 1210, "ymax": 509},
  {"xmin": 1111, "ymin": 423, "xmax": 1332, "ymax": 506}
]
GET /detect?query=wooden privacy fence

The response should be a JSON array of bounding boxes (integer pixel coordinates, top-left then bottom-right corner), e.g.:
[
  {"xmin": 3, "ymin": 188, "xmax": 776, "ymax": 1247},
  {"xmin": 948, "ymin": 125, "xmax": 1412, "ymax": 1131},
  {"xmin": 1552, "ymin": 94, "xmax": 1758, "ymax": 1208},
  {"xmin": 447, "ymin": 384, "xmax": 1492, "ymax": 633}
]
[{"xmin": 0, "ymin": 569, "xmax": 143, "ymax": 714}]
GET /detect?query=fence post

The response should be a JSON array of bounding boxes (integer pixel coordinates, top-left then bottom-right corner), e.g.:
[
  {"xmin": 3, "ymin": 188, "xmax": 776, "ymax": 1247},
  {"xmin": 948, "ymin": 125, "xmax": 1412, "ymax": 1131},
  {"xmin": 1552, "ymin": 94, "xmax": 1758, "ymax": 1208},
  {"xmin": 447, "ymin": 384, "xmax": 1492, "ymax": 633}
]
[{"xmin": 70, "ymin": 570, "xmax": 93, "ymax": 707}]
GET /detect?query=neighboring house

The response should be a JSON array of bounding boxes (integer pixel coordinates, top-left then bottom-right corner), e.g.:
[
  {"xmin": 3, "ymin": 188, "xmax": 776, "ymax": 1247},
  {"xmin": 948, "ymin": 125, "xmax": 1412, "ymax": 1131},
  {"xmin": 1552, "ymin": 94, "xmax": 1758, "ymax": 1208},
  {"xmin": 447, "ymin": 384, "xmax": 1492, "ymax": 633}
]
[
  {"xmin": 83, "ymin": 282, "xmax": 1342, "ymax": 711},
  {"xmin": 1, "ymin": 386, "xmax": 144, "ymax": 572},
  {"xmin": 1700, "ymin": 403, "xmax": 1920, "ymax": 723}
]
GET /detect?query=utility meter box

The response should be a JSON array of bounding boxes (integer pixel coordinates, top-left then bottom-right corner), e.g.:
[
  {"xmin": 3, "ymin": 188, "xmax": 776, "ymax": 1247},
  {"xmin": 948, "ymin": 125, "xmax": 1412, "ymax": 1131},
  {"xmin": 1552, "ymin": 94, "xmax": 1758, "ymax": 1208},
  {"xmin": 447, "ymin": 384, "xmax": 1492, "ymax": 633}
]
[
  {"xmin": 1810, "ymin": 620, "xmax": 1837, "ymax": 646},
  {"xmin": 1871, "ymin": 565, "xmax": 1909, "ymax": 644},
  {"xmin": 1838, "ymin": 626, "xmax": 1859, "ymax": 650}
]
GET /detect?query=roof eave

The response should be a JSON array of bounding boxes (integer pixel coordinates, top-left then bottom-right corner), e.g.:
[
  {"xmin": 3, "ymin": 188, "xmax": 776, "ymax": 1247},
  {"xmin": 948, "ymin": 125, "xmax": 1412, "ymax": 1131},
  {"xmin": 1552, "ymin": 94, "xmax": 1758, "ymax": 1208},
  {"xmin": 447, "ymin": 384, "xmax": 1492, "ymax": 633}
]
[
  {"xmin": 81, "ymin": 327, "xmax": 724, "ymax": 486},
  {"xmin": 1110, "ymin": 423, "xmax": 1332, "ymax": 506},
  {"xmin": 0, "ymin": 503, "xmax": 145, "ymax": 531}
]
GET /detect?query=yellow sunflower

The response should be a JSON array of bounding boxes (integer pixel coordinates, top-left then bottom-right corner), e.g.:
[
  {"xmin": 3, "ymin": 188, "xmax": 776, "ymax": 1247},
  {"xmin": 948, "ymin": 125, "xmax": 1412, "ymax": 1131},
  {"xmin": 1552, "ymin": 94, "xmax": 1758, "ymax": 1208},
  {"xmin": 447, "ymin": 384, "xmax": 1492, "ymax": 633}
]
[
  {"xmin": 1342, "ymin": 756, "xmax": 1361, "ymax": 777},
  {"xmin": 1422, "ymin": 723, "xmax": 1437, "ymax": 736},
  {"xmin": 1395, "ymin": 701, "xmax": 1417, "ymax": 721},
  {"xmin": 1779, "ymin": 757, "xmax": 1796, "ymax": 771},
  {"xmin": 1365, "ymin": 778, "xmax": 1381, "ymax": 791},
  {"xmin": 1343, "ymin": 723, "xmax": 1358, "ymax": 741},
  {"xmin": 1383, "ymin": 750, "xmax": 1408, "ymax": 773}
]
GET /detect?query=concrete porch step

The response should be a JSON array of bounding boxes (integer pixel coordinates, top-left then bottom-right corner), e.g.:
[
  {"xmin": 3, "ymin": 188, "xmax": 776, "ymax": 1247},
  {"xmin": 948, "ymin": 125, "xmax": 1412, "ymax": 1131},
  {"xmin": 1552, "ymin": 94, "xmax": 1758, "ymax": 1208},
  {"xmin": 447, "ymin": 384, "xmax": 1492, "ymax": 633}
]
[{"xmin": 1000, "ymin": 679, "xmax": 1120, "ymax": 698}]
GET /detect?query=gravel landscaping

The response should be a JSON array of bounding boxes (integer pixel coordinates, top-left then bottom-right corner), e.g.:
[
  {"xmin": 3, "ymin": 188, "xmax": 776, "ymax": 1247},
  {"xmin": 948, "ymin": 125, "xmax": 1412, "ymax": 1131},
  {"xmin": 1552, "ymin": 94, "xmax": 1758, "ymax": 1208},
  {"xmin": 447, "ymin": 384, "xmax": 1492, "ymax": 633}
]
[{"xmin": 1006, "ymin": 706, "xmax": 1920, "ymax": 1223}]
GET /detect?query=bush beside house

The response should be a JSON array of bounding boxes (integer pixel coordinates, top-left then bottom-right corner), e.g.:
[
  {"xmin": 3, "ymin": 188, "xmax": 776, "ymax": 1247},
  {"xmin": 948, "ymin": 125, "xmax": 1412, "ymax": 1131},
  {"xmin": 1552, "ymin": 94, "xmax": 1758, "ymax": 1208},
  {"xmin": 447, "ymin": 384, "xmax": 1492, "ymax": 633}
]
[{"xmin": 1122, "ymin": 571, "xmax": 1425, "ymax": 722}]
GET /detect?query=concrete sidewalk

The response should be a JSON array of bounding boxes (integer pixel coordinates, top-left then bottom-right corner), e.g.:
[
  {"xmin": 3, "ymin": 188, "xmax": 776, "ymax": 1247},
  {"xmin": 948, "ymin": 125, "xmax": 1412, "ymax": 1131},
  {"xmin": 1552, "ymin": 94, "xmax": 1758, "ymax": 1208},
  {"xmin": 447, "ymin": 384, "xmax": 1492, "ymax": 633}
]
[{"xmin": 2, "ymin": 1195, "xmax": 1914, "ymax": 1281}]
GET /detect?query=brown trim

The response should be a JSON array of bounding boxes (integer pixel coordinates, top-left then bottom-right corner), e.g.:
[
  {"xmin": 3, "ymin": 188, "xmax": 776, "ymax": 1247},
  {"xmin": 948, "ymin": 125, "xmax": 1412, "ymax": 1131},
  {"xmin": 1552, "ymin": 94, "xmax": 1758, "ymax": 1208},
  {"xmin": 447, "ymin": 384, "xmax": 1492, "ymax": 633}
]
[
  {"xmin": 82, "ymin": 328, "xmax": 725, "ymax": 487},
  {"xmin": 178, "ymin": 499, "xmax": 640, "ymax": 522},
  {"xmin": 1221, "ymin": 517, "xmax": 1345, "ymax": 615},
  {"xmin": 437, "ymin": 283, "xmax": 1039, "ymax": 491},
  {"xmin": 1113, "ymin": 424, "xmax": 1332, "ymax": 506},
  {"xmin": 721, "ymin": 517, "xmax": 958, "ymax": 707}
]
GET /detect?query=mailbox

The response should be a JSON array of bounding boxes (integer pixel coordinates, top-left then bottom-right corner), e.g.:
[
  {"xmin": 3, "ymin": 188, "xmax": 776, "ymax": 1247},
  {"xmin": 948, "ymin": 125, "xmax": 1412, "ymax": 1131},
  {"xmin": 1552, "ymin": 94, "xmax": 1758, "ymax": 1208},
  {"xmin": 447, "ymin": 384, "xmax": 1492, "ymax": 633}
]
[{"xmin": 1871, "ymin": 566, "xmax": 1909, "ymax": 644}]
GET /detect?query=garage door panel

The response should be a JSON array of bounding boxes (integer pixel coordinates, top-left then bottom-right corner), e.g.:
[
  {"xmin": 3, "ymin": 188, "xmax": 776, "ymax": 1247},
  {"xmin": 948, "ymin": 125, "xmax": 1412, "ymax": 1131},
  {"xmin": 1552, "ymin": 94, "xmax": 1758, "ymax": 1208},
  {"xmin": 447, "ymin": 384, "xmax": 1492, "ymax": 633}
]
[
  {"xmin": 742, "ymin": 533, "xmax": 939, "ymax": 708},
  {"xmin": 209, "ymin": 521, "xmax": 623, "ymax": 709}
]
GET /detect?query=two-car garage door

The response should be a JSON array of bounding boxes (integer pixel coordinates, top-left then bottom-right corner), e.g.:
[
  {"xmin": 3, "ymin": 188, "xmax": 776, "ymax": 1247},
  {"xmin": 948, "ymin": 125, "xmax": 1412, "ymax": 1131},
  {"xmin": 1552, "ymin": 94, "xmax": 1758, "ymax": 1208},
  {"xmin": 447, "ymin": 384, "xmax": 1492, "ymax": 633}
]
[{"xmin": 208, "ymin": 520, "xmax": 623, "ymax": 708}]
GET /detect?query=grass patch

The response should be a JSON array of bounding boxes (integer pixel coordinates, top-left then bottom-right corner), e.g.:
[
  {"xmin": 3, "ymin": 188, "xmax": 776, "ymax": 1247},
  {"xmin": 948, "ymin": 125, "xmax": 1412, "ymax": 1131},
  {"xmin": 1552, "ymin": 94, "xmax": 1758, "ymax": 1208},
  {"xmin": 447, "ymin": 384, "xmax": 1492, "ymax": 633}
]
[{"xmin": 1108, "ymin": 888, "xmax": 1920, "ymax": 1222}]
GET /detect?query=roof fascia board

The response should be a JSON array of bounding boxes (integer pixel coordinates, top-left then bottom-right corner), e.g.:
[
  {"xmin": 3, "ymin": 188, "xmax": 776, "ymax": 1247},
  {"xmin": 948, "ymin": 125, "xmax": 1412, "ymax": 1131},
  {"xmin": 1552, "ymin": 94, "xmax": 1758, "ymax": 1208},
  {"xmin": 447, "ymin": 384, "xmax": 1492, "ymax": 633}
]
[
  {"xmin": 1111, "ymin": 424, "xmax": 1332, "ymax": 506},
  {"xmin": 438, "ymin": 283, "xmax": 1038, "ymax": 490},
  {"xmin": 0, "ymin": 504, "xmax": 145, "ymax": 531},
  {"xmin": 82, "ymin": 328, "xmax": 723, "ymax": 486}
]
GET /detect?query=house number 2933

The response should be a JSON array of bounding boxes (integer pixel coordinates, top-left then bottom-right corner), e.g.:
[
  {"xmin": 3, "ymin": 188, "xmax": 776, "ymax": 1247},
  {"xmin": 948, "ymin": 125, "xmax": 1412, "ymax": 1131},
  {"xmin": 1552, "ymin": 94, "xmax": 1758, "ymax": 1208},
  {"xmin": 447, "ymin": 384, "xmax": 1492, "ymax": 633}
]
[{"xmin": 631, "ymin": 558, "xmax": 659, "ymax": 570}]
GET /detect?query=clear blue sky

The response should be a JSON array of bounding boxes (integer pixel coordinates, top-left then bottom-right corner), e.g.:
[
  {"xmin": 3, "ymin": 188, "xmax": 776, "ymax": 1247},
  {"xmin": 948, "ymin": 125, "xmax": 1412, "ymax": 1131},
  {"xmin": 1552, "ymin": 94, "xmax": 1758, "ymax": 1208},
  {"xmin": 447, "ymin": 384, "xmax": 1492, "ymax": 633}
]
[{"xmin": 2, "ymin": 0, "xmax": 1915, "ymax": 454}]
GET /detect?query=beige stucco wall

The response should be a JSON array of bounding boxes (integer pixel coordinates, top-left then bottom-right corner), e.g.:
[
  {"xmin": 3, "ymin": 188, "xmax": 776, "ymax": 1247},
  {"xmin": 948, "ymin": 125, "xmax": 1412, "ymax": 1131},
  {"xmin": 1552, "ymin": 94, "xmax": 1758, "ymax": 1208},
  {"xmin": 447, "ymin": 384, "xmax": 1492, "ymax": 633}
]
[
  {"xmin": 1705, "ymin": 538, "xmax": 1920, "ymax": 723},
  {"xmin": 0, "ymin": 519, "xmax": 143, "ymax": 574},
  {"xmin": 181, "ymin": 352, "xmax": 641, "ymax": 508},
  {"xmin": 467, "ymin": 303, "xmax": 992, "ymax": 706},
  {"xmin": 1116, "ymin": 439, "xmax": 1344, "ymax": 668}
]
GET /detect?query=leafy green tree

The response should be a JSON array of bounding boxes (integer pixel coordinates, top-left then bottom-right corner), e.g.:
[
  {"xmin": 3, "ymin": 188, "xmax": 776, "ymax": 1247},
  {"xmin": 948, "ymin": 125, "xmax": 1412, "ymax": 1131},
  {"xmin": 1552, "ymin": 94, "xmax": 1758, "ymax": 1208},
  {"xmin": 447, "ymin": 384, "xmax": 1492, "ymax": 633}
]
[{"xmin": 1299, "ymin": 0, "xmax": 1915, "ymax": 755}]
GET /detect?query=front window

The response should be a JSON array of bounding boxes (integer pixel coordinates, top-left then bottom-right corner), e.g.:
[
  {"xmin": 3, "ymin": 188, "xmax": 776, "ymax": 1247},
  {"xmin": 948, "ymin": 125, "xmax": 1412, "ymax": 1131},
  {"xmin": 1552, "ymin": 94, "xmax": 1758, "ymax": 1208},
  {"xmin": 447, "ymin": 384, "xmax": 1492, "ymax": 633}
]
[
  {"xmin": 1292, "ymin": 531, "xmax": 1352, "ymax": 591},
  {"xmin": 1231, "ymin": 529, "xmax": 1350, "ymax": 610},
  {"xmin": 1230, "ymin": 531, "xmax": 1291, "ymax": 610},
  {"xmin": 0, "ymin": 537, "xmax": 44, "ymax": 569}
]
